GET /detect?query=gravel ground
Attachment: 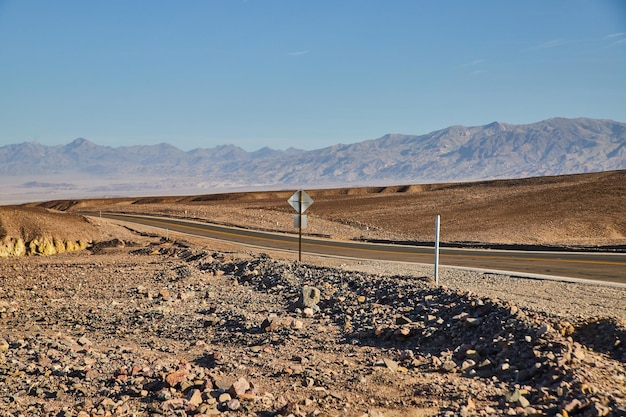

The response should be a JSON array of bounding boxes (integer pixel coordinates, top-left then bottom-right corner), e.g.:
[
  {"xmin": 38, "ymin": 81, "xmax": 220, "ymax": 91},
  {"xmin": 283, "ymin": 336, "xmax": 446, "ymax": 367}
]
[{"xmin": 1, "ymin": 218, "xmax": 625, "ymax": 416}]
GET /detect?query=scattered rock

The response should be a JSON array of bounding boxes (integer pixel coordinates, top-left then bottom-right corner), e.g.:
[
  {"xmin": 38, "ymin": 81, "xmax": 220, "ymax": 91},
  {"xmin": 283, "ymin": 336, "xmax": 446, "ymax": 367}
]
[
  {"xmin": 300, "ymin": 285, "xmax": 321, "ymax": 308},
  {"xmin": 1, "ymin": 230, "xmax": 625, "ymax": 416},
  {"xmin": 229, "ymin": 377, "xmax": 251, "ymax": 397}
]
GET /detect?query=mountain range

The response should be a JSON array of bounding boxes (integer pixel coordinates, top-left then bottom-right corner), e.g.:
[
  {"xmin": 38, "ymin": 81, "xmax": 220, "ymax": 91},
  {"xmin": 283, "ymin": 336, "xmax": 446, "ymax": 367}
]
[{"xmin": 1, "ymin": 117, "xmax": 625, "ymax": 202}]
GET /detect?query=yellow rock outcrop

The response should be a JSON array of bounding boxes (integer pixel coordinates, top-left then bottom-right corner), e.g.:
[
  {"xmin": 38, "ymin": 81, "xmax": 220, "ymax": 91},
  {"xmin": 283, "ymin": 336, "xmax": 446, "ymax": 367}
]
[
  {"xmin": 0, "ymin": 237, "xmax": 26, "ymax": 257},
  {"xmin": 0, "ymin": 236, "xmax": 90, "ymax": 258}
]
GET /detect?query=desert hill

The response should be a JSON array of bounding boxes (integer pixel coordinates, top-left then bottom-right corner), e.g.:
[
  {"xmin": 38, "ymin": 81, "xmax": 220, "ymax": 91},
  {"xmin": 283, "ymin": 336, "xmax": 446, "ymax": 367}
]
[{"xmin": 27, "ymin": 170, "xmax": 626, "ymax": 249}]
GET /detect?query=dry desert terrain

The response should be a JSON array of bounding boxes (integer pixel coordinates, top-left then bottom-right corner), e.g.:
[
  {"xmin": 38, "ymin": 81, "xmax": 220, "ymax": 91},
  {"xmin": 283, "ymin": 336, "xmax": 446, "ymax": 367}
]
[{"xmin": 1, "ymin": 171, "xmax": 625, "ymax": 416}]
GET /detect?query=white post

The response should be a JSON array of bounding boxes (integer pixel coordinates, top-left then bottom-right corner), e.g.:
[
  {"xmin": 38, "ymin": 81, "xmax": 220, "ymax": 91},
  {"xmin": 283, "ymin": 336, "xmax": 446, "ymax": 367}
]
[
  {"xmin": 298, "ymin": 190, "xmax": 303, "ymax": 262},
  {"xmin": 434, "ymin": 215, "xmax": 440, "ymax": 285}
]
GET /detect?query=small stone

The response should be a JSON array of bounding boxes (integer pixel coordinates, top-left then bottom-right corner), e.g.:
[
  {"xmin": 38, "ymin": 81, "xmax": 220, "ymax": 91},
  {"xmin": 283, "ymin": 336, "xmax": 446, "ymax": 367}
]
[
  {"xmin": 85, "ymin": 369, "xmax": 99, "ymax": 380},
  {"xmin": 573, "ymin": 347, "xmax": 586, "ymax": 360},
  {"xmin": 518, "ymin": 395, "xmax": 530, "ymax": 408},
  {"xmin": 187, "ymin": 389, "xmax": 203, "ymax": 407},
  {"xmin": 290, "ymin": 319, "xmax": 304, "ymax": 330},
  {"xmin": 99, "ymin": 398, "xmax": 116, "ymax": 411},
  {"xmin": 77, "ymin": 336, "xmax": 92, "ymax": 346},
  {"xmin": 524, "ymin": 407, "xmax": 538, "ymax": 415},
  {"xmin": 303, "ymin": 307, "xmax": 315, "ymax": 318},
  {"xmin": 382, "ymin": 357, "xmax": 398, "ymax": 372},
  {"xmin": 505, "ymin": 389, "xmax": 521, "ymax": 404},
  {"xmin": 461, "ymin": 360, "xmax": 476, "ymax": 371},
  {"xmin": 165, "ymin": 369, "xmax": 190, "ymax": 387},
  {"xmin": 156, "ymin": 389, "xmax": 172, "ymax": 401},
  {"xmin": 229, "ymin": 377, "xmax": 251, "ymax": 397},
  {"xmin": 214, "ymin": 377, "xmax": 235, "ymax": 391},
  {"xmin": 395, "ymin": 327, "xmax": 411, "ymax": 337},
  {"xmin": 261, "ymin": 314, "xmax": 281, "ymax": 332},
  {"xmin": 465, "ymin": 349, "xmax": 479, "ymax": 359},
  {"xmin": 226, "ymin": 398, "xmax": 241, "ymax": 411},
  {"xmin": 558, "ymin": 321, "xmax": 575, "ymax": 336},
  {"xmin": 464, "ymin": 317, "xmax": 481, "ymax": 327},
  {"xmin": 218, "ymin": 392, "xmax": 232, "ymax": 403},
  {"xmin": 564, "ymin": 398, "xmax": 582, "ymax": 413},
  {"xmin": 478, "ymin": 358, "xmax": 492, "ymax": 368},
  {"xmin": 0, "ymin": 338, "xmax": 8, "ymax": 351},
  {"xmin": 431, "ymin": 356, "xmax": 442, "ymax": 367},
  {"xmin": 442, "ymin": 360, "xmax": 457, "ymax": 372},
  {"xmin": 175, "ymin": 377, "xmax": 192, "ymax": 391}
]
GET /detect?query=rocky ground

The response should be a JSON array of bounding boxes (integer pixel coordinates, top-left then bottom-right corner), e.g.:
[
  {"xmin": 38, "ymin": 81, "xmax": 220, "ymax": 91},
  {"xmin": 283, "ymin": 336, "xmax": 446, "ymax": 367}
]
[{"xmin": 1, "ymin": 217, "xmax": 625, "ymax": 417}]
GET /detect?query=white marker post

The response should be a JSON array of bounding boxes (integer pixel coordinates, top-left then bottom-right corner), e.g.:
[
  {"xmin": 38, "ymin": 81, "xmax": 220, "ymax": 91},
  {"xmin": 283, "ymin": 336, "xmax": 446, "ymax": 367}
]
[{"xmin": 434, "ymin": 215, "xmax": 440, "ymax": 285}]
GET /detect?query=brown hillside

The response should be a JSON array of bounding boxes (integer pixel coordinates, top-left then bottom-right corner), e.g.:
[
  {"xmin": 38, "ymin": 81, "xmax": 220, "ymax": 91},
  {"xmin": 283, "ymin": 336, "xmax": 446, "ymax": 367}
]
[{"xmin": 32, "ymin": 170, "xmax": 626, "ymax": 247}]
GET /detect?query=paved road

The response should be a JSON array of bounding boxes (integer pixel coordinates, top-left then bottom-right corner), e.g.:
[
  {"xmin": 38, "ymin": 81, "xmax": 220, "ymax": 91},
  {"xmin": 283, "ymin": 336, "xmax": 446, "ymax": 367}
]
[{"xmin": 98, "ymin": 213, "xmax": 626, "ymax": 284}]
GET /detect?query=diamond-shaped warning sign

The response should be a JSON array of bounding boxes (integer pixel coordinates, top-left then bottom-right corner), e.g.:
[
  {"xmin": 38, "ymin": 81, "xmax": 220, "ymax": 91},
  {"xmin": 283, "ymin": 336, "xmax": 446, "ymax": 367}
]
[{"xmin": 288, "ymin": 190, "xmax": 314, "ymax": 213}]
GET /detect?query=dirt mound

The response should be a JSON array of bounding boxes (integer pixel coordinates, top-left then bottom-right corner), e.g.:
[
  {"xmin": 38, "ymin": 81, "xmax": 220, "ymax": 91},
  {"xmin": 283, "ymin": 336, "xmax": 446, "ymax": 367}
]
[{"xmin": 0, "ymin": 206, "xmax": 103, "ymax": 257}]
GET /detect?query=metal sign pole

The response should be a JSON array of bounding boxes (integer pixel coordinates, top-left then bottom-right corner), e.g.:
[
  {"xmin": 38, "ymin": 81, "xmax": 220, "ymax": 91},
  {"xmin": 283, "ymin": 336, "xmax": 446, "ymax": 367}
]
[
  {"xmin": 434, "ymin": 214, "xmax": 440, "ymax": 284},
  {"xmin": 288, "ymin": 189, "xmax": 313, "ymax": 263}
]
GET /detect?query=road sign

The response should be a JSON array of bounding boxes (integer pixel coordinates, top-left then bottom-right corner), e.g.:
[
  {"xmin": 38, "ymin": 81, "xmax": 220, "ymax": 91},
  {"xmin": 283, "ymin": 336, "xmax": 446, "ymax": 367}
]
[
  {"xmin": 288, "ymin": 190, "xmax": 314, "ymax": 213},
  {"xmin": 288, "ymin": 190, "xmax": 313, "ymax": 262},
  {"xmin": 293, "ymin": 214, "xmax": 308, "ymax": 228}
]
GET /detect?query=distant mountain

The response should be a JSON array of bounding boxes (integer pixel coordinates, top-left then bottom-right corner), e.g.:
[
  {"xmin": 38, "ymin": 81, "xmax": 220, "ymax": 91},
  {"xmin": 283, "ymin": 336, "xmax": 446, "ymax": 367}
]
[{"xmin": 1, "ymin": 117, "xmax": 625, "ymax": 202}]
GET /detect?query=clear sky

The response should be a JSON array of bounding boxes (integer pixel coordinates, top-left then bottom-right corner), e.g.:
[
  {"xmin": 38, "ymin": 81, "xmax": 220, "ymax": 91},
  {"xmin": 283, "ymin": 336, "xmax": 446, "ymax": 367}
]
[{"xmin": 1, "ymin": 1, "xmax": 625, "ymax": 151}]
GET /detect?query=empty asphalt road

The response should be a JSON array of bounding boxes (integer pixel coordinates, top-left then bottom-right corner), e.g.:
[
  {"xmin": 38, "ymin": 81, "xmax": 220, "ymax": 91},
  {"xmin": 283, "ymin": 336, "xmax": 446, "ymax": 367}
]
[{"xmin": 98, "ymin": 213, "xmax": 626, "ymax": 285}]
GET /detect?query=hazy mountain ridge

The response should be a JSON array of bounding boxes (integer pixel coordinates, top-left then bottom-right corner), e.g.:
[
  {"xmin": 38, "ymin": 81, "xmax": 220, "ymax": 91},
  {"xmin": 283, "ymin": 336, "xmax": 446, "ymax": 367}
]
[{"xmin": 1, "ymin": 118, "xmax": 625, "ymax": 198}]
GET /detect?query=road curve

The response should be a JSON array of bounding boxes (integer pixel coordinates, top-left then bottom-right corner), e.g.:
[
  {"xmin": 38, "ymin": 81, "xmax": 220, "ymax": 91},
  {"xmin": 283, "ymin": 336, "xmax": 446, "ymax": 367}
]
[{"xmin": 97, "ymin": 213, "xmax": 626, "ymax": 285}]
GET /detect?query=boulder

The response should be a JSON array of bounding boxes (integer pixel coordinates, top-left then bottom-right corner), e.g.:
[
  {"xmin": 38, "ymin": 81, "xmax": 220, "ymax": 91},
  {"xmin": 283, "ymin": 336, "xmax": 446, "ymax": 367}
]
[{"xmin": 299, "ymin": 286, "xmax": 321, "ymax": 308}]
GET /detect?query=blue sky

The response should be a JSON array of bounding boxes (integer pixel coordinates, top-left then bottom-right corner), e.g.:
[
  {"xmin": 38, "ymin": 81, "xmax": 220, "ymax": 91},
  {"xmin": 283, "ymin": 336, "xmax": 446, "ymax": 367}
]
[{"xmin": 0, "ymin": 1, "xmax": 625, "ymax": 151}]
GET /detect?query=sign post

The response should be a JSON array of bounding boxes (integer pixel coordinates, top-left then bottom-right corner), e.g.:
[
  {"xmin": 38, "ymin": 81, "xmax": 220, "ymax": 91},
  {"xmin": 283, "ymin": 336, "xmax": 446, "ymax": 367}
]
[
  {"xmin": 288, "ymin": 190, "xmax": 314, "ymax": 262},
  {"xmin": 434, "ymin": 214, "xmax": 440, "ymax": 285}
]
